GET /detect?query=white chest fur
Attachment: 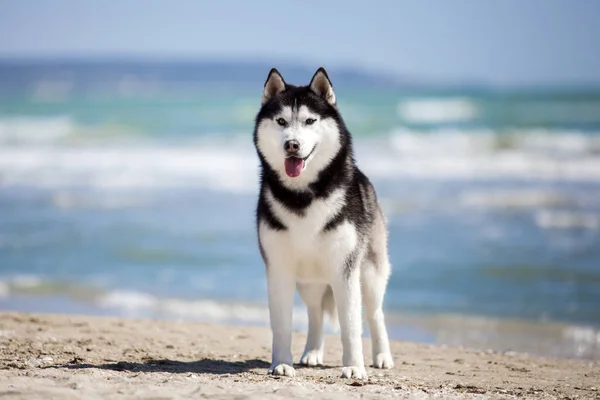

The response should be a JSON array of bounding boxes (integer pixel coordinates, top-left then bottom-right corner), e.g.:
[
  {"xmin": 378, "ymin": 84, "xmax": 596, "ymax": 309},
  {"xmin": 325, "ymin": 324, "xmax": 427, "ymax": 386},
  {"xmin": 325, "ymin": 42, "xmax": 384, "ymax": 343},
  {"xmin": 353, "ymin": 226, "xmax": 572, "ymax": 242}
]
[{"xmin": 259, "ymin": 188, "xmax": 357, "ymax": 282}]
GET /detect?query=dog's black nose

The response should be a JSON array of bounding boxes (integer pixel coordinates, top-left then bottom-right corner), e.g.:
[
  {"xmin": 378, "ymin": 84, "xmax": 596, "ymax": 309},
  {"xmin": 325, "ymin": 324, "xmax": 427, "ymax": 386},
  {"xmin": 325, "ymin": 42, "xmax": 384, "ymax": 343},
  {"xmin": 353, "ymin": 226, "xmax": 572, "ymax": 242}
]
[{"xmin": 284, "ymin": 139, "xmax": 300, "ymax": 153}]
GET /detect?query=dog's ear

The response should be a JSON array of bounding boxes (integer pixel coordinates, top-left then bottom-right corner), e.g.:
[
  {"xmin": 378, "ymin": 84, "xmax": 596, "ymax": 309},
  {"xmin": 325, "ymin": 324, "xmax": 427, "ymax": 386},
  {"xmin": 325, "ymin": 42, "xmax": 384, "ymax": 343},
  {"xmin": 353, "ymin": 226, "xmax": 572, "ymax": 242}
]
[
  {"xmin": 262, "ymin": 68, "xmax": 286, "ymax": 105},
  {"xmin": 309, "ymin": 67, "xmax": 336, "ymax": 106}
]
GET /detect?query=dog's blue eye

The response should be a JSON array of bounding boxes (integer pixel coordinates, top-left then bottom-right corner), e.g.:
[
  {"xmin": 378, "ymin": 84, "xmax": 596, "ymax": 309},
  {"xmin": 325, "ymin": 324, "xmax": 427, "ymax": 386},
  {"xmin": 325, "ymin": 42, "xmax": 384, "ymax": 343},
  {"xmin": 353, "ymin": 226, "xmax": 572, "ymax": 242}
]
[
  {"xmin": 276, "ymin": 118, "xmax": 287, "ymax": 126},
  {"xmin": 305, "ymin": 118, "xmax": 316, "ymax": 125}
]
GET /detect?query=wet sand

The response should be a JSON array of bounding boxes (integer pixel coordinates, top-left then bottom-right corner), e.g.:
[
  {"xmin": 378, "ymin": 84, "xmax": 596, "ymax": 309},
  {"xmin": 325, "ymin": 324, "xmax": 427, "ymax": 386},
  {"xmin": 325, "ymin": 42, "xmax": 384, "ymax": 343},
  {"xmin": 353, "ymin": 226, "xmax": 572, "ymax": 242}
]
[{"xmin": 0, "ymin": 311, "xmax": 598, "ymax": 399}]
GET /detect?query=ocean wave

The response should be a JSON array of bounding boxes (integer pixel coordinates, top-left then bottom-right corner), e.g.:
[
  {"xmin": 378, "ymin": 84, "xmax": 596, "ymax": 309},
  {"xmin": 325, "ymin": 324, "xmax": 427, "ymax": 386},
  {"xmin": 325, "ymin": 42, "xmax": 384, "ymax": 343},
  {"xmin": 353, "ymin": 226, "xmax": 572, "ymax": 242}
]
[
  {"xmin": 96, "ymin": 290, "xmax": 313, "ymax": 328},
  {"xmin": 563, "ymin": 325, "xmax": 600, "ymax": 345},
  {"xmin": 2, "ymin": 129, "xmax": 600, "ymax": 192},
  {"xmin": 0, "ymin": 116, "xmax": 76, "ymax": 145},
  {"xmin": 535, "ymin": 210, "xmax": 600, "ymax": 230},
  {"xmin": 0, "ymin": 145, "xmax": 259, "ymax": 192},
  {"xmin": 389, "ymin": 128, "xmax": 600, "ymax": 155},
  {"xmin": 390, "ymin": 128, "xmax": 496, "ymax": 155},
  {"xmin": 51, "ymin": 192, "xmax": 151, "ymax": 209},
  {"xmin": 0, "ymin": 276, "xmax": 309, "ymax": 327},
  {"xmin": 2, "ymin": 145, "xmax": 600, "ymax": 192},
  {"xmin": 360, "ymin": 153, "xmax": 600, "ymax": 183},
  {"xmin": 8, "ymin": 274, "xmax": 44, "ymax": 288},
  {"xmin": 0, "ymin": 115, "xmax": 147, "ymax": 146},
  {"xmin": 0, "ymin": 274, "xmax": 104, "ymax": 300},
  {"xmin": 0, "ymin": 281, "xmax": 9, "ymax": 298},
  {"xmin": 397, "ymin": 98, "xmax": 479, "ymax": 123},
  {"xmin": 0, "ymin": 274, "xmax": 44, "ymax": 298},
  {"xmin": 459, "ymin": 189, "xmax": 572, "ymax": 209},
  {"xmin": 373, "ymin": 128, "xmax": 600, "ymax": 181}
]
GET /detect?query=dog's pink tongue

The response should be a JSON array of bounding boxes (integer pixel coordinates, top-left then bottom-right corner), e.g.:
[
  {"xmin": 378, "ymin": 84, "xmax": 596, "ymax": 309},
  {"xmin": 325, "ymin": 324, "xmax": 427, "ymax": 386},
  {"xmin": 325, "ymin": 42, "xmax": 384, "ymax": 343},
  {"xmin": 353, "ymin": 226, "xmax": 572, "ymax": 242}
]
[{"xmin": 284, "ymin": 157, "xmax": 304, "ymax": 177}]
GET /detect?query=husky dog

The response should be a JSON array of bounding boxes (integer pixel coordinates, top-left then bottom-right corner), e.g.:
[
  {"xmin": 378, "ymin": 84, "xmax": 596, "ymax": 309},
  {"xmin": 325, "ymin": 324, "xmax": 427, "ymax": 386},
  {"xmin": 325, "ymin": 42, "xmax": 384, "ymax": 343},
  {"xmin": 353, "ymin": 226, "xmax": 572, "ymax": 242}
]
[{"xmin": 253, "ymin": 67, "xmax": 394, "ymax": 379}]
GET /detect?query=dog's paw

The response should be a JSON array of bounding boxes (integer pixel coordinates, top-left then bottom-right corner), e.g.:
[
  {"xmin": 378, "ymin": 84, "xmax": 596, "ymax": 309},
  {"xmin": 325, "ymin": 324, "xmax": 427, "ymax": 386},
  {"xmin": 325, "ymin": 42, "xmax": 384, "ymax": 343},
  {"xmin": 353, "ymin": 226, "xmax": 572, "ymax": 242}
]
[
  {"xmin": 268, "ymin": 363, "xmax": 295, "ymax": 377},
  {"xmin": 340, "ymin": 366, "xmax": 367, "ymax": 380},
  {"xmin": 372, "ymin": 353, "xmax": 394, "ymax": 369},
  {"xmin": 299, "ymin": 349, "xmax": 323, "ymax": 367}
]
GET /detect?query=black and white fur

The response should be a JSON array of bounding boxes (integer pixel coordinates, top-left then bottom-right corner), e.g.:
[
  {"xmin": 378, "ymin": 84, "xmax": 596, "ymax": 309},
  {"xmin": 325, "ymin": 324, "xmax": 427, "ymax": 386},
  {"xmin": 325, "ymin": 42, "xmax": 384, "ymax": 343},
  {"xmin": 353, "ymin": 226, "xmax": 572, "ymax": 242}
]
[{"xmin": 253, "ymin": 67, "xmax": 394, "ymax": 379}]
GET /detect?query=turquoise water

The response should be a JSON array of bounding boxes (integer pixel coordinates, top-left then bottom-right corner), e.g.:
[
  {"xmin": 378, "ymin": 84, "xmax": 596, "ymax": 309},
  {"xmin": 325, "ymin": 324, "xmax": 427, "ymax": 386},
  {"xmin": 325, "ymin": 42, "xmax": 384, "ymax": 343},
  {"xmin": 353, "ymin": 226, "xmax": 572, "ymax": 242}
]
[{"xmin": 1, "ymin": 61, "xmax": 599, "ymax": 359}]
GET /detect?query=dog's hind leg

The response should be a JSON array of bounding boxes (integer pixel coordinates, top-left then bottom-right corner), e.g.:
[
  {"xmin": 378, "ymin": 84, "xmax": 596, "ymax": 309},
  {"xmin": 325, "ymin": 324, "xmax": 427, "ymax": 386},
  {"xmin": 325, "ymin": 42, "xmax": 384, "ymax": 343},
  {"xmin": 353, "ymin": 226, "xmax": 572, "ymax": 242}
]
[
  {"xmin": 297, "ymin": 283, "xmax": 328, "ymax": 366},
  {"xmin": 361, "ymin": 258, "xmax": 394, "ymax": 369},
  {"xmin": 361, "ymin": 228, "xmax": 394, "ymax": 369}
]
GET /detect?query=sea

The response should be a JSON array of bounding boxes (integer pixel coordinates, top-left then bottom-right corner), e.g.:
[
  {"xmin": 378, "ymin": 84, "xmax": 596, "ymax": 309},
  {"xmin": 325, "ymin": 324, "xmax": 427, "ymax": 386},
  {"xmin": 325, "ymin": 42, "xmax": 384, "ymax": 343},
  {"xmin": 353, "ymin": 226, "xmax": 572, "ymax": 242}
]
[{"xmin": 1, "ymin": 60, "xmax": 599, "ymax": 360}]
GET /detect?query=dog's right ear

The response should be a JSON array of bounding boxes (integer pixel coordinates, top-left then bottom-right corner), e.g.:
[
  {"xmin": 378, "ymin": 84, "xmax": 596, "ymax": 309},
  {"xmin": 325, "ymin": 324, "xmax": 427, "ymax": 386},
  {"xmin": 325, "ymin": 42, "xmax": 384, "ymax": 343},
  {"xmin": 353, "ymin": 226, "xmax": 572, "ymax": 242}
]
[
  {"xmin": 309, "ymin": 67, "xmax": 336, "ymax": 106},
  {"xmin": 262, "ymin": 68, "xmax": 286, "ymax": 105}
]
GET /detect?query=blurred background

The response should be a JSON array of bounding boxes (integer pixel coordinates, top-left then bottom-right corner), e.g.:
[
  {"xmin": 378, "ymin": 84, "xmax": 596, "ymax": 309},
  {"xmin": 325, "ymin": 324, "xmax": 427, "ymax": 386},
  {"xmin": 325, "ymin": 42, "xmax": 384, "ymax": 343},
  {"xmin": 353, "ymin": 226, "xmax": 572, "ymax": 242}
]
[{"xmin": 1, "ymin": 0, "xmax": 599, "ymax": 360}]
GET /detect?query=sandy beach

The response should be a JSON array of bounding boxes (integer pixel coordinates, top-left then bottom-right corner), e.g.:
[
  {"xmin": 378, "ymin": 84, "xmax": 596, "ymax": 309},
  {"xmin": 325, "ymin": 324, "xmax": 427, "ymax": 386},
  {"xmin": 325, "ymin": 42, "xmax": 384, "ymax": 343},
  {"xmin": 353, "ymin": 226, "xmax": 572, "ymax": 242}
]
[{"xmin": 0, "ymin": 312, "xmax": 598, "ymax": 399}]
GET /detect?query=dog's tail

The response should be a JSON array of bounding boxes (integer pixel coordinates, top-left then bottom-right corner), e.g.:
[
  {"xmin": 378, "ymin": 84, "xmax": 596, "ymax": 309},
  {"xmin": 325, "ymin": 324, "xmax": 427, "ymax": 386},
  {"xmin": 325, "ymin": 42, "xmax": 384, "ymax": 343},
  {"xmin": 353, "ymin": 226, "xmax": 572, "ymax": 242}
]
[{"xmin": 322, "ymin": 285, "xmax": 339, "ymax": 332}]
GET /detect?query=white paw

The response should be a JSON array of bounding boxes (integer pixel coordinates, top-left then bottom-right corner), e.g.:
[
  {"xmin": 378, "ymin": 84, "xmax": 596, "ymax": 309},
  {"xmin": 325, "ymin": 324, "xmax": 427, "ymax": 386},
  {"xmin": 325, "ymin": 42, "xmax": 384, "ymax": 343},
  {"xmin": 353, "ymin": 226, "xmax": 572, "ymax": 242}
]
[
  {"xmin": 373, "ymin": 353, "xmax": 394, "ymax": 369},
  {"xmin": 268, "ymin": 363, "xmax": 295, "ymax": 377},
  {"xmin": 340, "ymin": 366, "xmax": 368, "ymax": 380},
  {"xmin": 299, "ymin": 349, "xmax": 323, "ymax": 366}
]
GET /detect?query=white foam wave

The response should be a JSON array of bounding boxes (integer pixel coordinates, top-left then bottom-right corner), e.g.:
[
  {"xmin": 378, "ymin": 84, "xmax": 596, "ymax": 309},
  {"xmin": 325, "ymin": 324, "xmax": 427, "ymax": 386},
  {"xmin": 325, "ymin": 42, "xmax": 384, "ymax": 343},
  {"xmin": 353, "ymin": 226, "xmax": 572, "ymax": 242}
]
[
  {"xmin": 389, "ymin": 128, "xmax": 600, "ymax": 155},
  {"xmin": 96, "ymin": 289, "xmax": 311, "ymax": 327},
  {"xmin": 0, "ymin": 116, "xmax": 76, "ymax": 145},
  {"xmin": 373, "ymin": 128, "xmax": 600, "ymax": 182},
  {"xmin": 51, "ymin": 192, "xmax": 150, "ymax": 209},
  {"xmin": 535, "ymin": 210, "xmax": 600, "ymax": 230},
  {"xmin": 390, "ymin": 128, "xmax": 494, "ymax": 157},
  {"xmin": 563, "ymin": 326, "xmax": 600, "ymax": 345},
  {"xmin": 0, "ymin": 145, "xmax": 259, "ymax": 192},
  {"xmin": 0, "ymin": 281, "xmax": 9, "ymax": 298},
  {"xmin": 518, "ymin": 130, "xmax": 600, "ymax": 155},
  {"xmin": 459, "ymin": 189, "xmax": 571, "ymax": 209},
  {"xmin": 397, "ymin": 98, "xmax": 478, "ymax": 123},
  {"xmin": 562, "ymin": 325, "xmax": 600, "ymax": 358},
  {"xmin": 0, "ymin": 115, "xmax": 148, "ymax": 146},
  {"xmin": 360, "ymin": 153, "xmax": 600, "ymax": 183},
  {"xmin": 0, "ymin": 274, "xmax": 46, "ymax": 297},
  {"xmin": 97, "ymin": 290, "xmax": 158, "ymax": 310},
  {"xmin": 2, "ymin": 129, "xmax": 600, "ymax": 193},
  {"xmin": 9, "ymin": 274, "xmax": 44, "ymax": 288}
]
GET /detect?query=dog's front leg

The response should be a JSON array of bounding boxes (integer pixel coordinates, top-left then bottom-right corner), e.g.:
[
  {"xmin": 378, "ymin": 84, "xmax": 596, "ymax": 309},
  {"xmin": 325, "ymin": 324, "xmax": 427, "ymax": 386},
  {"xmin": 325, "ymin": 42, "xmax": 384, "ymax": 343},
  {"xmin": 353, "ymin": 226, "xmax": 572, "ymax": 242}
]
[
  {"xmin": 331, "ymin": 257, "xmax": 367, "ymax": 379},
  {"xmin": 267, "ymin": 267, "xmax": 296, "ymax": 377}
]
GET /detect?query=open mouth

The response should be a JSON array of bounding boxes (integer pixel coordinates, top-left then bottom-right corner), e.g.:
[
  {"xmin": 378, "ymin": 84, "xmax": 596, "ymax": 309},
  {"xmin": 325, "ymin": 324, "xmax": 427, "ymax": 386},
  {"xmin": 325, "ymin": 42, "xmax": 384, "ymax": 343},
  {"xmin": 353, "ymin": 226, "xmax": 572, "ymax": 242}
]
[{"xmin": 284, "ymin": 146, "xmax": 315, "ymax": 178}]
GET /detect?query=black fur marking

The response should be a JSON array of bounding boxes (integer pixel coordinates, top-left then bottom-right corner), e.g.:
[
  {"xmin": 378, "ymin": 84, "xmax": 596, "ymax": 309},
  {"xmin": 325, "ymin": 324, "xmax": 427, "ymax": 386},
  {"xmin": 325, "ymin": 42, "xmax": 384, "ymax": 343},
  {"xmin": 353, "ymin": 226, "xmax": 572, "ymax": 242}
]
[
  {"xmin": 256, "ymin": 186, "xmax": 286, "ymax": 231},
  {"xmin": 323, "ymin": 211, "xmax": 346, "ymax": 232},
  {"xmin": 265, "ymin": 168, "xmax": 313, "ymax": 216},
  {"xmin": 343, "ymin": 250, "xmax": 360, "ymax": 280},
  {"xmin": 258, "ymin": 239, "xmax": 268, "ymax": 265}
]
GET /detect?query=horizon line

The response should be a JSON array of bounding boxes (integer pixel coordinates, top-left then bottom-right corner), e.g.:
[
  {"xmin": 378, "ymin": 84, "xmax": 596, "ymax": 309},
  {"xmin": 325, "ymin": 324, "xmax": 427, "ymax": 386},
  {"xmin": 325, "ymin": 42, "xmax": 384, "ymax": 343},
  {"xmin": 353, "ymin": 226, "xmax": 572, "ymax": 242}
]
[{"xmin": 0, "ymin": 55, "xmax": 599, "ymax": 91}]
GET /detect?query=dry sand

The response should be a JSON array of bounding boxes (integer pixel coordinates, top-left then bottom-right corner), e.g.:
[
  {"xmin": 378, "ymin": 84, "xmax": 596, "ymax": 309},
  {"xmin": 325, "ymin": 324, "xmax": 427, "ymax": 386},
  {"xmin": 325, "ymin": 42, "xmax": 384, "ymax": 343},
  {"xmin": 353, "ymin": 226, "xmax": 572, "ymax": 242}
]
[{"xmin": 0, "ymin": 311, "xmax": 598, "ymax": 399}]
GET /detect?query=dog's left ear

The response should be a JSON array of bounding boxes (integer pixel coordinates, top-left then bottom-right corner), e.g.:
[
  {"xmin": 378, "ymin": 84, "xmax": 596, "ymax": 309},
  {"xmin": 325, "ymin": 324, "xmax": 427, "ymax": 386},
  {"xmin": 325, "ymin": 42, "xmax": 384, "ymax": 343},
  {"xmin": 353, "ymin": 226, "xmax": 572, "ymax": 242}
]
[{"xmin": 309, "ymin": 67, "xmax": 336, "ymax": 106}]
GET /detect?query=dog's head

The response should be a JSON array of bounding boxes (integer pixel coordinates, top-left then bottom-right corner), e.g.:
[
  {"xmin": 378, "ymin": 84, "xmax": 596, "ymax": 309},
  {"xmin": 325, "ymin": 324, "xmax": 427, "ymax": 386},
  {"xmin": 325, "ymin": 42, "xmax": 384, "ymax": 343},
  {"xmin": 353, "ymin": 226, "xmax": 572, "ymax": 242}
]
[{"xmin": 254, "ymin": 67, "xmax": 348, "ymax": 189}]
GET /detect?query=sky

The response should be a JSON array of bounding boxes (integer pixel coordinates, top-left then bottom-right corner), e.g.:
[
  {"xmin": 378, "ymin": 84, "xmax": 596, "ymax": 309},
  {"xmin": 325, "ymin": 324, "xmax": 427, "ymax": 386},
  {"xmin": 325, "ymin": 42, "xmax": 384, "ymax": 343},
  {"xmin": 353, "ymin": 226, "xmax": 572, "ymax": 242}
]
[{"xmin": 1, "ymin": 0, "xmax": 599, "ymax": 86}]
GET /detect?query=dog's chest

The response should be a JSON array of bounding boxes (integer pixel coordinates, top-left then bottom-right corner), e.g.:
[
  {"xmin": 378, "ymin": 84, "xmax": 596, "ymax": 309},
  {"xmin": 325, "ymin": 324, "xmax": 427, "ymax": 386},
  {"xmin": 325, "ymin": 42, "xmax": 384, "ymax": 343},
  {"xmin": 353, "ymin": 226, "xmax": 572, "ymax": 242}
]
[
  {"xmin": 262, "ymin": 188, "xmax": 356, "ymax": 280},
  {"xmin": 268, "ymin": 187, "xmax": 345, "ymax": 240}
]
